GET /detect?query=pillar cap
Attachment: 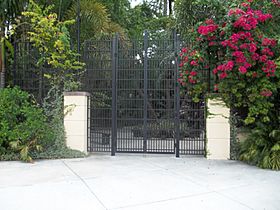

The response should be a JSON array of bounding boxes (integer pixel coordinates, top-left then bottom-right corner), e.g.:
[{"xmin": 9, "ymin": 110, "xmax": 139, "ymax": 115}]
[{"xmin": 64, "ymin": 92, "xmax": 90, "ymax": 97}]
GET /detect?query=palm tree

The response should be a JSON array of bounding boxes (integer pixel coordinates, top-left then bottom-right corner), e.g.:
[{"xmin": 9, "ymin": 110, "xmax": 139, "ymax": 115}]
[{"xmin": 64, "ymin": 0, "xmax": 125, "ymax": 45}]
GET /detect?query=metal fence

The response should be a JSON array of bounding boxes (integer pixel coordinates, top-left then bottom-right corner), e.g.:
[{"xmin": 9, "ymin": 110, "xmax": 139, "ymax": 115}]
[
  {"xmin": 82, "ymin": 32, "xmax": 206, "ymax": 156},
  {"xmin": 10, "ymin": 31, "xmax": 206, "ymax": 157}
]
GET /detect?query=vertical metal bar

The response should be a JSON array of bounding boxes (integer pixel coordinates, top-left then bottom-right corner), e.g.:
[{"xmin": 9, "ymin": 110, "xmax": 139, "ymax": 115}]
[
  {"xmin": 143, "ymin": 30, "xmax": 148, "ymax": 153},
  {"xmin": 0, "ymin": 41, "xmax": 5, "ymax": 88},
  {"xmin": 77, "ymin": 0, "xmax": 81, "ymax": 56},
  {"xmin": 204, "ymin": 96, "xmax": 207, "ymax": 157},
  {"xmin": 111, "ymin": 34, "xmax": 118, "ymax": 156},
  {"xmin": 87, "ymin": 95, "xmax": 91, "ymax": 152},
  {"xmin": 12, "ymin": 41, "xmax": 17, "ymax": 86},
  {"xmin": 207, "ymin": 49, "xmax": 211, "ymax": 93},
  {"xmin": 38, "ymin": 66, "xmax": 43, "ymax": 102},
  {"xmin": 174, "ymin": 30, "xmax": 180, "ymax": 158}
]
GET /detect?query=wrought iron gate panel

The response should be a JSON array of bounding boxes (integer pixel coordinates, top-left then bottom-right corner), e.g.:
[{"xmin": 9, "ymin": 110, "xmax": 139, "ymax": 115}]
[
  {"xmin": 179, "ymin": 94, "xmax": 205, "ymax": 155},
  {"xmin": 116, "ymin": 39, "xmax": 145, "ymax": 152},
  {"xmin": 83, "ymin": 39, "xmax": 113, "ymax": 152},
  {"xmin": 145, "ymin": 38, "xmax": 176, "ymax": 153},
  {"xmin": 83, "ymin": 33, "xmax": 206, "ymax": 156}
]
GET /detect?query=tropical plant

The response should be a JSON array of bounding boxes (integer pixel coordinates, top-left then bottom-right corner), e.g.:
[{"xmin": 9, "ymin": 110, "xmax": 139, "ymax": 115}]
[
  {"xmin": 239, "ymin": 126, "xmax": 280, "ymax": 170},
  {"xmin": 64, "ymin": 0, "xmax": 126, "ymax": 44}
]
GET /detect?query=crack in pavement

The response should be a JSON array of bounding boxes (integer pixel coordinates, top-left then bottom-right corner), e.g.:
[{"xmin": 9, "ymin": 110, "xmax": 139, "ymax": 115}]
[{"xmin": 62, "ymin": 160, "xmax": 108, "ymax": 210}]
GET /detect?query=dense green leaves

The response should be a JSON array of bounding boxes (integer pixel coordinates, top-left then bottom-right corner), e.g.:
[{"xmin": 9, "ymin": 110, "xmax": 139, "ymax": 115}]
[
  {"xmin": 239, "ymin": 126, "xmax": 280, "ymax": 170},
  {"xmin": 100, "ymin": 0, "xmax": 131, "ymax": 27}
]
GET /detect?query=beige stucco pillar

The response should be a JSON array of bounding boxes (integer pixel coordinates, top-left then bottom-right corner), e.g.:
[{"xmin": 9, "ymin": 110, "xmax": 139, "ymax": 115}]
[
  {"xmin": 64, "ymin": 92, "xmax": 90, "ymax": 154},
  {"xmin": 206, "ymin": 98, "xmax": 230, "ymax": 160}
]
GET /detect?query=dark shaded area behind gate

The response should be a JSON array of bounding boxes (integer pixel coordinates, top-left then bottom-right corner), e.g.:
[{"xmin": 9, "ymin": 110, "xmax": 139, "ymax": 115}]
[{"xmin": 83, "ymin": 32, "xmax": 206, "ymax": 156}]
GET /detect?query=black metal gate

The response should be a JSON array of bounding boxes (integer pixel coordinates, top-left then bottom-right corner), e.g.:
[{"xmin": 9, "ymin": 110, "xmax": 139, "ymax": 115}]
[{"xmin": 83, "ymin": 32, "xmax": 206, "ymax": 157}]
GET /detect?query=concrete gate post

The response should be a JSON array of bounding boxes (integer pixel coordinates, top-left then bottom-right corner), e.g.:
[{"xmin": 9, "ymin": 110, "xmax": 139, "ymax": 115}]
[
  {"xmin": 64, "ymin": 92, "xmax": 90, "ymax": 154},
  {"xmin": 206, "ymin": 98, "xmax": 230, "ymax": 160}
]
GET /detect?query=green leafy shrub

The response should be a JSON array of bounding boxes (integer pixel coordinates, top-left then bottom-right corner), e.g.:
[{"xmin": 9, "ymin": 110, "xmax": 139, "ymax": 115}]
[
  {"xmin": 239, "ymin": 126, "xmax": 280, "ymax": 170},
  {"xmin": 0, "ymin": 87, "xmax": 51, "ymax": 162}
]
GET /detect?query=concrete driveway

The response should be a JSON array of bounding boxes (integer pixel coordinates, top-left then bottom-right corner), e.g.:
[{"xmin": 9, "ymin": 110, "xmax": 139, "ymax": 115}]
[{"xmin": 0, "ymin": 154, "xmax": 279, "ymax": 210}]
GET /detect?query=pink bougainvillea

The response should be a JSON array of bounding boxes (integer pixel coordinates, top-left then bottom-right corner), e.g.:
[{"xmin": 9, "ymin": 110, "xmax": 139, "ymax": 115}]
[
  {"xmin": 179, "ymin": 2, "xmax": 277, "ymax": 89},
  {"xmin": 178, "ymin": 1, "xmax": 279, "ymax": 124}
]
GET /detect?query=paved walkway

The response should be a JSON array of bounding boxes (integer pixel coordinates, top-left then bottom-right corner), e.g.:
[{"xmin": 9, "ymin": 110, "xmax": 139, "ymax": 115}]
[{"xmin": 0, "ymin": 154, "xmax": 279, "ymax": 210}]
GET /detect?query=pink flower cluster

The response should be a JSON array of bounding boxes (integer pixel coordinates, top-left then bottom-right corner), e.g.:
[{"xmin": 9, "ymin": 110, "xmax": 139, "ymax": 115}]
[
  {"xmin": 178, "ymin": 49, "xmax": 204, "ymax": 85},
  {"xmin": 260, "ymin": 89, "xmax": 273, "ymax": 97},
  {"xmin": 197, "ymin": 20, "xmax": 219, "ymax": 36},
  {"xmin": 262, "ymin": 60, "xmax": 277, "ymax": 77},
  {"xmin": 262, "ymin": 38, "xmax": 277, "ymax": 47},
  {"xmin": 228, "ymin": 9, "xmax": 245, "ymax": 16},
  {"xmin": 230, "ymin": 6, "xmax": 273, "ymax": 31},
  {"xmin": 213, "ymin": 61, "xmax": 234, "ymax": 79},
  {"xmin": 218, "ymin": 5, "xmax": 277, "ymax": 78},
  {"xmin": 221, "ymin": 31, "xmax": 254, "ymax": 50}
]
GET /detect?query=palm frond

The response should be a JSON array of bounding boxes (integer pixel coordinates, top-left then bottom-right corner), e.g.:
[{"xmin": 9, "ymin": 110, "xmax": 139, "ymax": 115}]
[{"xmin": 65, "ymin": 0, "xmax": 126, "ymax": 42}]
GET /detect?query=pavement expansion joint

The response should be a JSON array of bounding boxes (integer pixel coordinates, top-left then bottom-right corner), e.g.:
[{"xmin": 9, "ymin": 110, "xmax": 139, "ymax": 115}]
[{"xmin": 61, "ymin": 160, "xmax": 108, "ymax": 210}]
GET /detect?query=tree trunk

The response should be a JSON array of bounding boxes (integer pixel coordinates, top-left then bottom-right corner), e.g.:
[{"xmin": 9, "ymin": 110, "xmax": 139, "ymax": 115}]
[{"xmin": 169, "ymin": 0, "xmax": 173, "ymax": 15}]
